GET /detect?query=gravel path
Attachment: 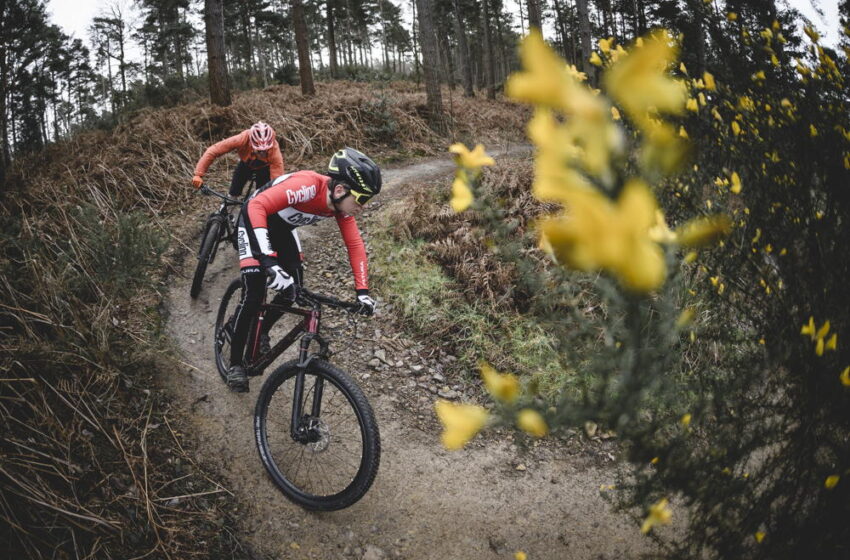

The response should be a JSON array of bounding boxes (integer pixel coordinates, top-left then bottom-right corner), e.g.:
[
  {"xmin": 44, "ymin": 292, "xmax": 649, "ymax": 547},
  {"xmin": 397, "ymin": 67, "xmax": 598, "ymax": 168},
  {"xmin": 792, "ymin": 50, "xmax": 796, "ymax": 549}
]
[{"xmin": 162, "ymin": 145, "xmax": 649, "ymax": 559}]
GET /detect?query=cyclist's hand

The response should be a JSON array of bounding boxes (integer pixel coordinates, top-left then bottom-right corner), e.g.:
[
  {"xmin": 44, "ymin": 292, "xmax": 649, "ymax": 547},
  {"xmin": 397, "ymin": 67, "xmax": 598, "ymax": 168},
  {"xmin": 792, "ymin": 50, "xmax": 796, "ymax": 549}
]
[
  {"xmin": 266, "ymin": 265, "xmax": 294, "ymax": 292},
  {"xmin": 355, "ymin": 294, "xmax": 376, "ymax": 316},
  {"xmin": 192, "ymin": 175, "xmax": 203, "ymax": 189}
]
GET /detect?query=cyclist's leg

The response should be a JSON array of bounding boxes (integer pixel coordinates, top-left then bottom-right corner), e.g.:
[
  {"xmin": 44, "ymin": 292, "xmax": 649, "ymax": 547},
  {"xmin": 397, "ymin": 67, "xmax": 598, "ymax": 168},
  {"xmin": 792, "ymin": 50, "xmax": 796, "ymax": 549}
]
[
  {"xmin": 254, "ymin": 165, "xmax": 271, "ymax": 190},
  {"xmin": 263, "ymin": 228, "xmax": 304, "ymax": 333},
  {"xmin": 229, "ymin": 266, "xmax": 266, "ymax": 366},
  {"xmin": 229, "ymin": 160, "xmax": 253, "ymax": 197}
]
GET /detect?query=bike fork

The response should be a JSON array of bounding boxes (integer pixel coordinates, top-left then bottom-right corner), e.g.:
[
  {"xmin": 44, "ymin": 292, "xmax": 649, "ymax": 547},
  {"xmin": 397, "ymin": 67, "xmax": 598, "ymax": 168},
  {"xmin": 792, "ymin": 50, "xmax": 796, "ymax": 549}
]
[{"xmin": 290, "ymin": 333, "xmax": 325, "ymax": 442}]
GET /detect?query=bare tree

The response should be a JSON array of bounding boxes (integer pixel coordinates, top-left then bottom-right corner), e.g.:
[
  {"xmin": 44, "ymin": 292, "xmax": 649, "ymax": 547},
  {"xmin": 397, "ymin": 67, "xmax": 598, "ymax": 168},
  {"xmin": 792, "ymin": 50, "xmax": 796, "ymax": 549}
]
[
  {"xmin": 452, "ymin": 0, "xmax": 473, "ymax": 97},
  {"xmin": 481, "ymin": 0, "xmax": 496, "ymax": 100},
  {"xmin": 414, "ymin": 0, "xmax": 444, "ymax": 127},
  {"xmin": 292, "ymin": 0, "xmax": 315, "ymax": 95},
  {"xmin": 204, "ymin": 0, "xmax": 231, "ymax": 106}
]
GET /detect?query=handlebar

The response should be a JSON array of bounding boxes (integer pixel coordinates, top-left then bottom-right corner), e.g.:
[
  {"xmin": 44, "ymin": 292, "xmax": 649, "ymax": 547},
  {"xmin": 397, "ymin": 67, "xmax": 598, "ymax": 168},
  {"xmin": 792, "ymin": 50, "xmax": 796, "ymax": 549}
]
[
  {"xmin": 296, "ymin": 286, "xmax": 362, "ymax": 313},
  {"xmin": 199, "ymin": 184, "xmax": 243, "ymax": 205}
]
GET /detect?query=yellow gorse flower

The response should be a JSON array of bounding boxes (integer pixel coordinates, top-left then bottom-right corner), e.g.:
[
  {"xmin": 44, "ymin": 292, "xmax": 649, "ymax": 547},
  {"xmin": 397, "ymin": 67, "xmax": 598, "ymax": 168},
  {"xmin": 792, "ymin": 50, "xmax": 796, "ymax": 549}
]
[
  {"xmin": 539, "ymin": 178, "xmax": 666, "ymax": 293},
  {"xmin": 801, "ymin": 317, "xmax": 838, "ymax": 356},
  {"xmin": 450, "ymin": 142, "xmax": 495, "ymax": 169},
  {"xmin": 676, "ymin": 215, "xmax": 732, "ymax": 247},
  {"xmin": 517, "ymin": 409, "xmax": 548, "ymax": 438},
  {"xmin": 703, "ymin": 71, "xmax": 716, "ymax": 90},
  {"xmin": 840, "ymin": 366, "xmax": 850, "ymax": 387},
  {"xmin": 435, "ymin": 400, "xmax": 488, "ymax": 450},
  {"xmin": 641, "ymin": 498, "xmax": 673, "ymax": 533},
  {"xmin": 451, "ymin": 173, "xmax": 473, "ymax": 212},
  {"xmin": 448, "ymin": 143, "xmax": 494, "ymax": 212},
  {"xmin": 480, "ymin": 362, "xmax": 520, "ymax": 403},
  {"xmin": 605, "ymin": 29, "xmax": 687, "ymax": 129},
  {"xmin": 825, "ymin": 475, "xmax": 840, "ymax": 489}
]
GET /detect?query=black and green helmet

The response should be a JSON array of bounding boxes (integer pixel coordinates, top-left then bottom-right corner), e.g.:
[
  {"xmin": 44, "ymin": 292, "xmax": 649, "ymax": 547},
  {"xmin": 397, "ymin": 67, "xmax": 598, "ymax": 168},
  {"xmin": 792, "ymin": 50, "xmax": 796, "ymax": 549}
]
[{"xmin": 327, "ymin": 148, "xmax": 382, "ymax": 205}]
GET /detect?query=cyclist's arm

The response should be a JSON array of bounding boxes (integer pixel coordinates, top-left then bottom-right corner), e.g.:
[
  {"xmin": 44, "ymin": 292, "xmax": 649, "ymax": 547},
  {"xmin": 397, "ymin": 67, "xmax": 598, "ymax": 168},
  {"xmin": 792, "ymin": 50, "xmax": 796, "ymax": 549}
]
[
  {"xmin": 268, "ymin": 141, "xmax": 285, "ymax": 180},
  {"xmin": 194, "ymin": 131, "xmax": 247, "ymax": 177},
  {"xmin": 336, "ymin": 214, "xmax": 368, "ymax": 293}
]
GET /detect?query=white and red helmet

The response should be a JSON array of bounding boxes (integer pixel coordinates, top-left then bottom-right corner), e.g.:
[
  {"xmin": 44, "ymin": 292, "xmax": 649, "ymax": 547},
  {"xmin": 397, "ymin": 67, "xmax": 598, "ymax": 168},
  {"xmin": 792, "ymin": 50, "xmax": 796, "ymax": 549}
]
[{"xmin": 248, "ymin": 121, "xmax": 275, "ymax": 151}]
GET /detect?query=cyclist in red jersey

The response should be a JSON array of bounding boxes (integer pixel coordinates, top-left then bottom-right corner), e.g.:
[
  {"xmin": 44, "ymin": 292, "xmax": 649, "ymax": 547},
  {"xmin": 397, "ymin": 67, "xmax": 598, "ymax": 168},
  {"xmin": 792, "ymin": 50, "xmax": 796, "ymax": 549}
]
[
  {"xmin": 192, "ymin": 121, "xmax": 285, "ymax": 196},
  {"xmin": 226, "ymin": 148, "xmax": 381, "ymax": 392}
]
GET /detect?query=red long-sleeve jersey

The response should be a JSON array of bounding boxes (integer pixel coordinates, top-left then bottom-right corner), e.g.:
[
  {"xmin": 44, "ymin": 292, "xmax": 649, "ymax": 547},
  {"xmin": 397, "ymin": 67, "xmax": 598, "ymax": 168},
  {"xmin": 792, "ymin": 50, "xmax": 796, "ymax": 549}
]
[{"xmin": 237, "ymin": 170, "xmax": 368, "ymax": 291}]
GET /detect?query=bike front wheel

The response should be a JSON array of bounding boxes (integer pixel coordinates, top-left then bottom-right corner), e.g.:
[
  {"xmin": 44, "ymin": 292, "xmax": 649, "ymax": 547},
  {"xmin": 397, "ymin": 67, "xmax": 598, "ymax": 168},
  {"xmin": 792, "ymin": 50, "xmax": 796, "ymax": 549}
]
[
  {"xmin": 190, "ymin": 218, "xmax": 222, "ymax": 298},
  {"xmin": 254, "ymin": 359, "xmax": 381, "ymax": 511}
]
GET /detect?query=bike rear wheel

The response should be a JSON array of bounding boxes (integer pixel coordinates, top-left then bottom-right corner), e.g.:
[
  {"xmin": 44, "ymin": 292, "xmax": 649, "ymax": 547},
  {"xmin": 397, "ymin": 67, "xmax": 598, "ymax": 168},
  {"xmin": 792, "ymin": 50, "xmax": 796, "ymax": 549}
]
[
  {"xmin": 255, "ymin": 359, "xmax": 380, "ymax": 511},
  {"xmin": 214, "ymin": 278, "xmax": 243, "ymax": 382},
  {"xmin": 190, "ymin": 218, "xmax": 222, "ymax": 298}
]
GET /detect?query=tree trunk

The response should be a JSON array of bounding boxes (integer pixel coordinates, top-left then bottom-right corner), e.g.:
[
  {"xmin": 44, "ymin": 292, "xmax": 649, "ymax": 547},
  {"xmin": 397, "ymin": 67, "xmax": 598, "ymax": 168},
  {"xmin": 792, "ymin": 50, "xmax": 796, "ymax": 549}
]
[
  {"xmin": 414, "ymin": 0, "xmax": 444, "ymax": 127},
  {"xmin": 411, "ymin": 0, "xmax": 421, "ymax": 83},
  {"xmin": 292, "ymin": 0, "xmax": 315, "ymax": 95},
  {"xmin": 527, "ymin": 0, "xmax": 542, "ymax": 30},
  {"xmin": 204, "ymin": 0, "xmax": 232, "ymax": 106},
  {"xmin": 576, "ymin": 0, "xmax": 595, "ymax": 86},
  {"xmin": 452, "ymin": 0, "xmax": 474, "ymax": 97},
  {"xmin": 481, "ymin": 0, "xmax": 496, "ymax": 99},
  {"xmin": 327, "ymin": 0, "xmax": 338, "ymax": 78}
]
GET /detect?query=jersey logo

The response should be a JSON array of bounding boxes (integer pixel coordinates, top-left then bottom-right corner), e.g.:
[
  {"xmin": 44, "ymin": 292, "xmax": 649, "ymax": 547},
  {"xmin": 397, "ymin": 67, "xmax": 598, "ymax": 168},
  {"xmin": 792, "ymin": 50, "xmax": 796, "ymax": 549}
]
[
  {"xmin": 237, "ymin": 227, "xmax": 251, "ymax": 260},
  {"xmin": 277, "ymin": 207, "xmax": 323, "ymax": 226},
  {"xmin": 286, "ymin": 184, "xmax": 317, "ymax": 205}
]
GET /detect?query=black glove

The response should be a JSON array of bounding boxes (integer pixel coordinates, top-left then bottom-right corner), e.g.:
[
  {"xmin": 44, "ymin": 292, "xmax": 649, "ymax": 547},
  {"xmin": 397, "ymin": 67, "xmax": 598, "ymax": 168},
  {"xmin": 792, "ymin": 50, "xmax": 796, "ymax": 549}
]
[{"xmin": 355, "ymin": 293, "xmax": 376, "ymax": 316}]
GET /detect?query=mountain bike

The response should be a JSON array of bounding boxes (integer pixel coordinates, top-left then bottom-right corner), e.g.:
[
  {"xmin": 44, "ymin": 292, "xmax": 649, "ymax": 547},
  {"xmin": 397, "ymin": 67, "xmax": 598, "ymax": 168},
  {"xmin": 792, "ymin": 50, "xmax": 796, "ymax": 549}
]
[
  {"xmin": 213, "ymin": 280, "xmax": 380, "ymax": 510},
  {"xmin": 190, "ymin": 179, "xmax": 255, "ymax": 299}
]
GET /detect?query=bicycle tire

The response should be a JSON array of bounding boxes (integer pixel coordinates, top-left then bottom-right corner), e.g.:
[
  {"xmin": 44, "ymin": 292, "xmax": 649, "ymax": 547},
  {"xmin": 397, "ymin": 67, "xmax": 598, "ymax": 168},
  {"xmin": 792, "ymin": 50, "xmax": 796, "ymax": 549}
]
[
  {"xmin": 254, "ymin": 359, "xmax": 380, "ymax": 511},
  {"xmin": 214, "ymin": 278, "xmax": 243, "ymax": 382},
  {"xmin": 190, "ymin": 218, "xmax": 222, "ymax": 299}
]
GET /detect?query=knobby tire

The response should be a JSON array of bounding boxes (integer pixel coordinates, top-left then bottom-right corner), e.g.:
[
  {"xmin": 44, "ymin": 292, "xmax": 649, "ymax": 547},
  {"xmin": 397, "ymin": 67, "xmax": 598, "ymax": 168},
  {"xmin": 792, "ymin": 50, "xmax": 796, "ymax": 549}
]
[
  {"xmin": 254, "ymin": 359, "xmax": 381, "ymax": 511},
  {"xmin": 190, "ymin": 218, "xmax": 222, "ymax": 299}
]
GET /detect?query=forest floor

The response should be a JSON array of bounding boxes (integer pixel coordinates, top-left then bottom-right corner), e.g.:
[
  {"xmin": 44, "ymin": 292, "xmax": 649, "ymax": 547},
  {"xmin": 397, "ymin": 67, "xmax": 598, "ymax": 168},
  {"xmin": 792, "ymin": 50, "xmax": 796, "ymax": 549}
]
[{"xmin": 161, "ymin": 146, "xmax": 650, "ymax": 560}]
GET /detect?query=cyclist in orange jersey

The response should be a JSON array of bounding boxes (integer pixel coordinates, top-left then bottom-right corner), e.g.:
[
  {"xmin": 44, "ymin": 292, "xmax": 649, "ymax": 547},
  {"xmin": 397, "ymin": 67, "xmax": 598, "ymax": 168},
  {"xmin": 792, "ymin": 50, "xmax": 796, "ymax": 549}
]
[{"xmin": 192, "ymin": 121, "xmax": 285, "ymax": 196}]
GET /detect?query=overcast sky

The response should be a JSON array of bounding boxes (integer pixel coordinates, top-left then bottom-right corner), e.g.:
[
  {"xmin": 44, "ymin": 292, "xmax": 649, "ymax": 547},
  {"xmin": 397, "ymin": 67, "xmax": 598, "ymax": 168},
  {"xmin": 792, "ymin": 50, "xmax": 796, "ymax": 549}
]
[{"xmin": 45, "ymin": 0, "xmax": 844, "ymax": 60}]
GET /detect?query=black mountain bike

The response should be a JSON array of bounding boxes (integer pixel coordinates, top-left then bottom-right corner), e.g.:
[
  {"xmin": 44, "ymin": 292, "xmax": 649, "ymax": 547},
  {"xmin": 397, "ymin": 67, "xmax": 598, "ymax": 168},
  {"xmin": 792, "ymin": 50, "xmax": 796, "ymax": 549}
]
[
  {"xmin": 213, "ymin": 280, "xmax": 380, "ymax": 511},
  {"xmin": 190, "ymin": 179, "xmax": 255, "ymax": 299}
]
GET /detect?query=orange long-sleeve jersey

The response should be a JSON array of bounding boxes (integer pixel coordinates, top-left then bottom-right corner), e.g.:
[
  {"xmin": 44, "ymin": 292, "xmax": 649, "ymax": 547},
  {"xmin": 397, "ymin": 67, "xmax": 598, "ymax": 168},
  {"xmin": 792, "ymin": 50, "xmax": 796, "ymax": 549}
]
[{"xmin": 194, "ymin": 129, "xmax": 285, "ymax": 179}]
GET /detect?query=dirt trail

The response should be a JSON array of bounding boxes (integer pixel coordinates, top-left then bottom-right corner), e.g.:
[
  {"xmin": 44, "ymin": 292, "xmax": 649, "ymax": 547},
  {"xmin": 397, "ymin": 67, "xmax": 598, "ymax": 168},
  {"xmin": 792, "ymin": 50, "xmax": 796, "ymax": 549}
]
[{"xmin": 163, "ymin": 146, "xmax": 648, "ymax": 560}]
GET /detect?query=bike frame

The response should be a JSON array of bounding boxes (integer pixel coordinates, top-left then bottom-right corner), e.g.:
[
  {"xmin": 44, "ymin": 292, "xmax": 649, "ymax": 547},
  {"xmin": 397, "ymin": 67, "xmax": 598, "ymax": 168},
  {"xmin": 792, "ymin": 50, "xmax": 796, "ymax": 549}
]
[{"xmin": 242, "ymin": 289, "xmax": 353, "ymax": 443}]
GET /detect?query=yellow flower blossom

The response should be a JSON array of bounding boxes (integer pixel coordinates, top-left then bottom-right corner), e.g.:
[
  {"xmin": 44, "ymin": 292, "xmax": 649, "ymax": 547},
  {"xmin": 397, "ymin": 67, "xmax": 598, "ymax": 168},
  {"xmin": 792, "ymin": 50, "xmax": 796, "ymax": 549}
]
[
  {"xmin": 480, "ymin": 362, "xmax": 520, "ymax": 403},
  {"xmin": 449, "ymin": 142, "xmax": 495, "ymax": 169},
  {"xmin": 771, "ymin": 54, "xmax": 780, "ymax": 66},
  {"xmin": 599, "ymin": 37, "xmax": 614, "ymax": 54},
  {"xmin": 451, "ymin": 173, "xmax": 473, "ymax": 212},
  {"xmin": 517, "ymin": 409, "xmax": 548, "ymax": 438},
  {"xmin": 810, "ymin": 124, "xmax": 818, "ymax": 137},
  {"xmin": 755, "ymin": 532, "xmax": 766, "ymax": 543},
  {"xmin": 651, "ymin": 457, "xmax": 660, "ymax": 464},
  {"xmin": 676, "ymin": 215, "xmax": 732, "ymax": 247},
  {"xmin": 712, "ymin": 107, "xmax": 723, "ymax": 122},
  {"xmin": 680, "ymin": 413, "xmax": 692, "ymax": 426},
  {"xmin": 611, "ymin": 106, "xmax": 621, "ymax": 120},
  {"xmin": 840, "ymin": 366, "xmax": 850, "ymax": 387},
  {"xmin": 730, "ymin": 171, "xmax": 742, "ymax": 194},
  {"xmin": 605, "ymin": 29, "xmax": 686, "ymax": 128},
  {"xmin": 539, "ymin": 178, "xmax": 666, "ymax": 293},
  {"xmin": 641, "ymin": 498, "xmax": 672, "ymax": 533},
  {"xmin": 679, "ymin": 126, "xmax": 689, "ymax": 139},
  {"xmin": 590, "ymin": 51, "xmax": 603, "ymax": 66},
  {"xmin": 826, "ymin": 334, "xmax": 837, "ymax": 352},
  {"xmin": 684, "ymin": 251, "xmax": 697, "ymax": 263},
  {"xmin": 732, "ymin": 121, "xmax": 742, "ymax": 136},
  {"xmin": 515, "ymin": 552, "xmax": 527, "ymax": 560},
  {"xmin": 435, "ymin": 400, "xmax": 488, "ymax": 450},
  {"xmin": 676, "ymin": 308, "xmax": 695, "ymax": 327},
  {"xmin": 781, "ymin": 98, "xmax": 792, "ymax": 108},
  {"xmin": 686, "ymin": 98, "xmax": 699, "ymax": 112},
  {"xmin": 648, "ymin": 209, "xmax": 677, "ymax": 243},
  {"xmin": 825, "ymin": 475, "xmax": 839, "ymax": 489},
  {"xmin": 698, "ymin": 92, "xmax": 706, "ymax": 106},
  {"xmin": 679, "ymin": 62, "xmax": 688, "ymax": 74},
  {"xmin": 727, "ymin": 12, "xmax": 738, "ymax": 21},
  {"xmin": 752, "ymin": 70, "xmax": 766, "ymax": 81},
  {"xmin": 703, "ymin": 71, "xmax": 716, "ymax": 90},
  {"xmin": 801, "ymin": 316, "xmax": 816, "ymax": 338}
]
